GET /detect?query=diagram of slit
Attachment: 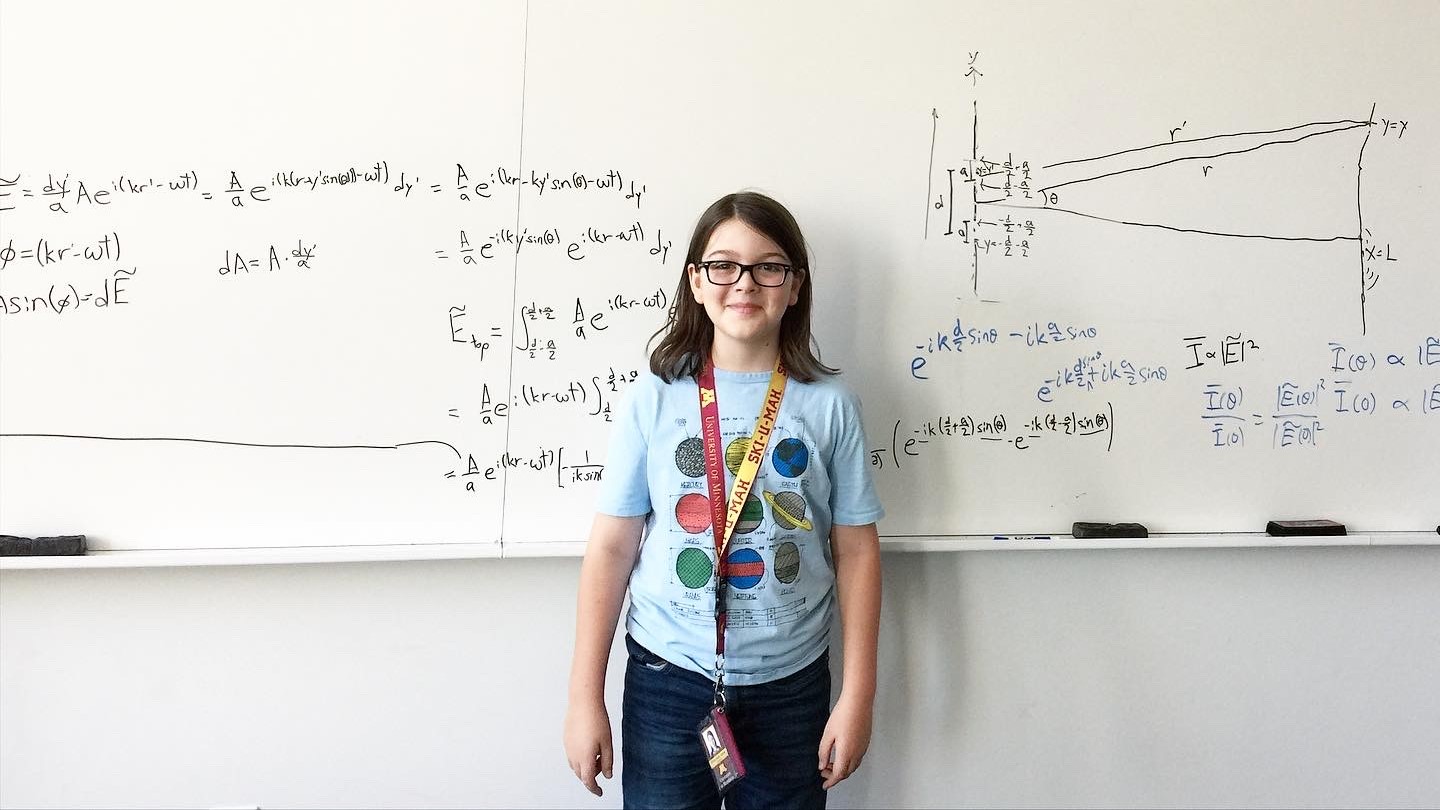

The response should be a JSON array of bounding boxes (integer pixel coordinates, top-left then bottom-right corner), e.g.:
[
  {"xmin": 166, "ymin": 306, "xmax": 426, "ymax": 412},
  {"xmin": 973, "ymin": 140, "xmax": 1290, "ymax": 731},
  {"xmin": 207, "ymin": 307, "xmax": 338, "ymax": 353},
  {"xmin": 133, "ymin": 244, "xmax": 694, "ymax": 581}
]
[
  {"xmin": 928, "ymin": 104, "xmax": 1387, "ymax": 333},
  {"xmin": 1033, "ymin": 116, "xmax": 1368, "ymax": 241}
]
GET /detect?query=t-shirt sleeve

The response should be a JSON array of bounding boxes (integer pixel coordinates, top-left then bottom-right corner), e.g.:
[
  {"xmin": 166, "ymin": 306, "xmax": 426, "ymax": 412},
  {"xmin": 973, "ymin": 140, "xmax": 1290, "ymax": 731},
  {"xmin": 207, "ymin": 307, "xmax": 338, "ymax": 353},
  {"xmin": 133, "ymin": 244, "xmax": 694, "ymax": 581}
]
[
  {"xmin": 829, "ymin": 386, "xmax": 885, "ymax": 526},
  {"xmin": 595, "ymin": 377, "xmax": 655, "ymax": 517}
]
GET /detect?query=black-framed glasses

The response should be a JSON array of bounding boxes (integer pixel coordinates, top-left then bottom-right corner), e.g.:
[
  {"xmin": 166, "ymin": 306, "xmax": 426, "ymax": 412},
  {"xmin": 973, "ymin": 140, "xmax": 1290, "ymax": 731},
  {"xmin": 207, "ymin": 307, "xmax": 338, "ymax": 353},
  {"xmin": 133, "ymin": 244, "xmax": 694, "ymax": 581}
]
[{"xmin": 696, "ymin": 260, "xmax": 794, "ymax": 287}]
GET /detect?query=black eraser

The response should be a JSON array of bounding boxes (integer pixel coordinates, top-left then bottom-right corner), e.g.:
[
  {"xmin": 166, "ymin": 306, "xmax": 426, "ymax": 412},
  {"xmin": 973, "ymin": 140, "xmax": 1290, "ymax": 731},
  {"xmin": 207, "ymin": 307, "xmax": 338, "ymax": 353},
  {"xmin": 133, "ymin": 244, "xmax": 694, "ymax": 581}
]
[
  {"xmin": 0, "ymin": 534, "xmax": 88, "ymax": 556},
  {"xmin": 1072, "ymin": 522, "xmax": 1149, "ymax": 538},
  {"xmin": 1266, "ymin": 520, "xmax": 1346, "ymax": 537}
]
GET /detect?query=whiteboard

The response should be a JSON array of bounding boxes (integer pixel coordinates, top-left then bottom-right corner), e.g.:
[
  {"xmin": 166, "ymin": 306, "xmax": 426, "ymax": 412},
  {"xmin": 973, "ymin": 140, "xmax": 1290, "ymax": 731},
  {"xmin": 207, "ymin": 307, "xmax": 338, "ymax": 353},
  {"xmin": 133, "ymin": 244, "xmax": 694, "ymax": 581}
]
[{"xmin": 2, "ymin": 0, "xmax": 1436, "ymax": 552}]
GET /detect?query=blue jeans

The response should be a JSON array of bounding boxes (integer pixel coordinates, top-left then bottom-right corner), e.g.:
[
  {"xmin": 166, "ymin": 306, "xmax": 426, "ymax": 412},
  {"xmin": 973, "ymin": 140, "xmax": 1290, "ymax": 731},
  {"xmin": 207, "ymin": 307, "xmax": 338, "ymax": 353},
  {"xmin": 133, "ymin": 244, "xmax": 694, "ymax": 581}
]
[{"xmin": 622, "ymin": 634, "xmax": 830, "ymax": 810}]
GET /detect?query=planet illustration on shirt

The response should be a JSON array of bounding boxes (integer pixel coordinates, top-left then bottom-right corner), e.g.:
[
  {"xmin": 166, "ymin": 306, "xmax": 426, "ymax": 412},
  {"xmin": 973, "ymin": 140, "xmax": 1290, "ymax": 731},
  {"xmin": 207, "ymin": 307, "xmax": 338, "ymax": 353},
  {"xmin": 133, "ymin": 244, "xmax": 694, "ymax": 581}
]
[
  {"xmin": 771, "ymin": 437, "xmax": 809, "ymax": 478},
  {"xmin": 675, "ymin": 546, "xmax": 714, "ymax": 588},
  {"xmin": 724, "ymin": 437, "xmax": 752, "ymax": 474},
  {"xmin": 773, "ymin": 541, "xmax": 801, "ymax": 584},
  {"xmin": 674, "ymin": 436, "xmax": 705, "ymax": 478},
  {"xmin": 725, "ymin": 547, "xmax": 765, "ymax": 589},
  {"xmin": 762, "ymin": 489, "xmax": 813, "ymax": 531},
  {"xmin": 733, "ymin": 493, "xmax": 763, "ymax": 534},
  {"xmin": 675, "ymin": 492, "xmax": 712, "ymax": 534}
]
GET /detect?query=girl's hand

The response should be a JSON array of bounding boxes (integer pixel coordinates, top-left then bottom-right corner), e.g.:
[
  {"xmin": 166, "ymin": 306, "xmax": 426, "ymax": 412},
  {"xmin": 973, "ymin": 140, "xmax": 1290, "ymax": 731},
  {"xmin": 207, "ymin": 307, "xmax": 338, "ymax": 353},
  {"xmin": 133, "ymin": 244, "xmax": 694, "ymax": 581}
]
[
  {"xmin": 564, "ymin": 700, "xmax": 614, "ymax": 797},
  {"xmin": 817, "ymin": 692, "xmax": 873, "ymax": 789}
]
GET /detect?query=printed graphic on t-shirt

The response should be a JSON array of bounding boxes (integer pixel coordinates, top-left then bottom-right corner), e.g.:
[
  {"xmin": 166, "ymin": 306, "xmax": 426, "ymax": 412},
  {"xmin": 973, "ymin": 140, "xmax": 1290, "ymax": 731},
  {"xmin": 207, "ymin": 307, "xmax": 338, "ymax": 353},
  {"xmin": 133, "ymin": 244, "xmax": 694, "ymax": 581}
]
[
  {"xmin": 724, "ymin": 547, "xmax": 765, "ymax": 589},
  {"xmin": 773, "ymin": 541, "xmax": 801, "ymax": 584},
  {"xmin": 733, "ymin": 493, "xmax": 763, "ymax": 534},
  {"xmin": 668, "ymin": 542, "xmax": 719, "ymax": 625},
  {"xmin": 726, "ymin": 596, "xmax": 808, "ymax": 628},
  {"xmin": 770, "ymin": 437, "xmax": 810, "ymax": 478},
  {"xmin": 673, "ymin": 492, "xmax": 712, "ymax": 534},
  {"xmin": 674, "ymin": 436, "xmax": 705, "ymax": 478},
  {"xmin": 667, "ymin": 598, "xmax": 715, "ymax": 624},
  {"xmin": 662, "ymin": 412, "xmax": 828, "ymax": 628},
  {"xmin": 675, "ymin": 546, "xmax": 714, "ymax": 589},
  {"xmin": 761, "ymin": 489, "xmax": 812, "ymax": 531},
  {"xmin": 724, "ymin": 436, "xmax": 751, "ymax": 474}
]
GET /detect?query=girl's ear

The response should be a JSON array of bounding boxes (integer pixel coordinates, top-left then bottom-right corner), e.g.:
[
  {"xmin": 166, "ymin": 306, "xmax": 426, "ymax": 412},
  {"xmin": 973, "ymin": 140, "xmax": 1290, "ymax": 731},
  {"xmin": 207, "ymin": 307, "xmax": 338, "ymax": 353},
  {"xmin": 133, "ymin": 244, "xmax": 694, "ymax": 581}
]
[
  {"xmin": 687, "ymin": 263, "xmax": 704, "ymax": 302},
  {"xmin": 788, "ymin": 267, "xmax": 807, "ymax": 307}
]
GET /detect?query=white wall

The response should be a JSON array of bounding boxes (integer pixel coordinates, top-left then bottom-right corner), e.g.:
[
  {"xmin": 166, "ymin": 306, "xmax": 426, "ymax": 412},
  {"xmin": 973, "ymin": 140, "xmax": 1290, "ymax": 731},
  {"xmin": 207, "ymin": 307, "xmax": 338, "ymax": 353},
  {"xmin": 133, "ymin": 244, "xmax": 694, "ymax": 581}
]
[{"xmin": 3, "ymin": 546, "xmax": 1438, "ymax": 808}]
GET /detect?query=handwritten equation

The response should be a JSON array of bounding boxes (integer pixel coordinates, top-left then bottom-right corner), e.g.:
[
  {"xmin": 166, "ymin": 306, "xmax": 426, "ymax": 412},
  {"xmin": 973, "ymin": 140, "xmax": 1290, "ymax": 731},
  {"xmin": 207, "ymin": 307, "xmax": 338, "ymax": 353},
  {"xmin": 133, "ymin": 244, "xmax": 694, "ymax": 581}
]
[
  {"xmin": 1201, "ymin": 336, "xmax": 1439, "ymax": 448},
  {"xmin": 870, "ymin": 403, "xmax": 1115, "ymax": 470}
]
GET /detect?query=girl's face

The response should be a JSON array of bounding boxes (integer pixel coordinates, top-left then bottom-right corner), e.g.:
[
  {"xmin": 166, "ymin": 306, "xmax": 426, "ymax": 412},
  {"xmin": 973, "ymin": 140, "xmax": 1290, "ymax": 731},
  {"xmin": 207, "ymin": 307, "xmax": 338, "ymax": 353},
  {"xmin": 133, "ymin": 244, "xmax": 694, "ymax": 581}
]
[{"xmin": 687, "ymin": 218, "xmax": 805, "ymax": 359}]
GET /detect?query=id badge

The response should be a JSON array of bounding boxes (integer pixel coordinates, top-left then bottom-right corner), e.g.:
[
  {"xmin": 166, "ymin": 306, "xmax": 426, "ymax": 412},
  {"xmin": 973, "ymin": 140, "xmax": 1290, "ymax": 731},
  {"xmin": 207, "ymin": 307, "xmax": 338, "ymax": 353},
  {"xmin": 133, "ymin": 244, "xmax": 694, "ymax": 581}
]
[{"xmin": 697, "ymin": 706, "xmax": 746, "ymax": 793}]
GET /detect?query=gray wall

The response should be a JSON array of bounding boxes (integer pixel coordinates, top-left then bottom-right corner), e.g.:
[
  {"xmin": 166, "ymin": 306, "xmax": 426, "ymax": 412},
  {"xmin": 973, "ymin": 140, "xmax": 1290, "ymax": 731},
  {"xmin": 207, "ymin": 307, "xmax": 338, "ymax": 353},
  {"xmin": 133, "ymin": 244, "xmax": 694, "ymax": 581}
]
[{"xmin": 3, "ymin": 547, "xmax": 1438, "ymax": 808}]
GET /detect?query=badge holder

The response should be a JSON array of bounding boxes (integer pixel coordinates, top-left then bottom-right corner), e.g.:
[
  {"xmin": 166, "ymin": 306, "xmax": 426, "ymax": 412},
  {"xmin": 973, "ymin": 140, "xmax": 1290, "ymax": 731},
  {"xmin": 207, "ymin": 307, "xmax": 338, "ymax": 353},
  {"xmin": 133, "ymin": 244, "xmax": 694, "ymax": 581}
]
[{"xmin": 697, "ymin": 664, "xmax": 745, "ymax": 792}]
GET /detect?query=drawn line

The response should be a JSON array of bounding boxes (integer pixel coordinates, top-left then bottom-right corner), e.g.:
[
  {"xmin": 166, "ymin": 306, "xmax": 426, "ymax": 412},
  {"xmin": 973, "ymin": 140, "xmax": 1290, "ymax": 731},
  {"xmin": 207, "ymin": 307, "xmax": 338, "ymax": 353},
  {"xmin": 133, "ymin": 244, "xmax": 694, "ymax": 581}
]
[
  {"xmin": 980, "ymin": 202, "xmax": 1360, "ymax": 243},
  {"xmin": 500, "ymin": 0, "xmax": 531, "ymax": 544},
  {"xmin": 397, "ymin": 440, "xmax": 465, "ymax": 460},
  {"xmin": 1042, "ymin": 118, "xmax": 1371, "ymax": 169},
  {"xmin": 0, "ymin": 433, "xmax": 463, "ymax": 460},
  {"xmin": 1107, "ymin": 401, "xmax": 1114, "ymax": 452},
  {"xmin": 972, "ymin": 99, "xmax": 979, "ymax": 295},
  {"xmin": 1039, "ymin": 122, "xmax": 1370, "ymax": 193},
  {"xmin": 1356, "ymin": 102, "xmax": 1376, "ymax": 336},
  {"xmin": 925, "ymin": 109, "xmax": 938, "ymax": 238}
]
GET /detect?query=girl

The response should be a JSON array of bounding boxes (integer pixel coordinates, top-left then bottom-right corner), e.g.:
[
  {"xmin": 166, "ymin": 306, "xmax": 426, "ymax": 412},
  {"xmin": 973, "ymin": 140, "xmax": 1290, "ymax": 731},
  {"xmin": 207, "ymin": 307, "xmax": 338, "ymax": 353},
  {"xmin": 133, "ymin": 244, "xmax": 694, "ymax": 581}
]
[{"xmin": 564, "ymin": 191, "xmax": 883, "ymax": 808}]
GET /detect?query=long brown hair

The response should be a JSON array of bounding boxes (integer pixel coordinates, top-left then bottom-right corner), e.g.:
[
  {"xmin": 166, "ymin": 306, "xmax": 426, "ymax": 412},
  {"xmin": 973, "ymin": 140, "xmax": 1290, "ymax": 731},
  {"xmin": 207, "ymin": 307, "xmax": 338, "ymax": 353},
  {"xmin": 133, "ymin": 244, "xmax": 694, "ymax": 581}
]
[{"xmin": 648, "ymin": 191, "xmax": 838, "ymax": 383}]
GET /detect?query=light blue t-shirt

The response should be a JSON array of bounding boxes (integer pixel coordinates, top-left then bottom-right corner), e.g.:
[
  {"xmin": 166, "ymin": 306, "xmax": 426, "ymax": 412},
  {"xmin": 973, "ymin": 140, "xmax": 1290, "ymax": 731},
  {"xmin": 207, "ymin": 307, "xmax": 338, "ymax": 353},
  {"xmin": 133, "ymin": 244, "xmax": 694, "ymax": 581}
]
[{"xmin": 597, "ymin": 367, "xmax": 884, "ymax": 685}]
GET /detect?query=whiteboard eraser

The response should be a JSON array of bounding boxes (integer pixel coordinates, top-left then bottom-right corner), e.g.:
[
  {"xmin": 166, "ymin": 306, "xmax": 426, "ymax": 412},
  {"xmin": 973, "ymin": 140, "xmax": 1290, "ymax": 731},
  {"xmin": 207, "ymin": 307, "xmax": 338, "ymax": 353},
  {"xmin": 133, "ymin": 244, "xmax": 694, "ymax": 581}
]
[
  {"xmin": 1071, "ymin": 522, "xmax": 1148, "ymax": 538},
  {"xmin": 1266, "ymin": 519, "xmax": 1346, "ymax": 536},
  {"xmin": 0, "ymin": 534, "xmax": 88, "ymax": 556}
]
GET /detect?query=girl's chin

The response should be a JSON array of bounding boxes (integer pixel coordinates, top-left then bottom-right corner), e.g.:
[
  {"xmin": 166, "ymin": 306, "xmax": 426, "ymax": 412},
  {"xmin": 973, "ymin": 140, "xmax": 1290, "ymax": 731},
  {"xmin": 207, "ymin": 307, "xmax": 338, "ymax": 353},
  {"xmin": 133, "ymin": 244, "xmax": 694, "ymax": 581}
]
[{"xmin": 715, "ymin": 320, "xmax": 777, "ymax": 340}]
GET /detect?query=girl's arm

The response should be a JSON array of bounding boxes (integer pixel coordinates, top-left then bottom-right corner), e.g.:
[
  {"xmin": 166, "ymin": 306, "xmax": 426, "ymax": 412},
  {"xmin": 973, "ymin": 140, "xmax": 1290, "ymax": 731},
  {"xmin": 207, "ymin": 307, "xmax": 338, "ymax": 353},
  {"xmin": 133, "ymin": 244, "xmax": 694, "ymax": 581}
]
[
  {"xmin": 819, "ymin": 521, "xmax": 882, "ymax": 790},
  {"xmin": 564, "ymin": 513, "xmax": 645, "ymax": 798}
]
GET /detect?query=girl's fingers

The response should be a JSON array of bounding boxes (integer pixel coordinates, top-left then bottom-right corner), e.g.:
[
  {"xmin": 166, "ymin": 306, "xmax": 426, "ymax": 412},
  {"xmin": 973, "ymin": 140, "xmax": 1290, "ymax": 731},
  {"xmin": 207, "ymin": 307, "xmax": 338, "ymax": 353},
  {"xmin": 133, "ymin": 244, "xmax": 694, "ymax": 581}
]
[
  {"xmin": 820, "ymin": 737, "xmax": 842, "ymax": 788},
  {"xmin": 573, "ymin": 748, "xmax": 606, "ymax": 796},
  {"xmin": 577, "ymin": 761, "xmax": 597, "ymax": 795},
  {"xmin": 821, "ymin": 744, "xmax": 865, "ymax": 789},
  {"xmin": 817, "ymin": 733, "xmax": 835, "ymax": 772}
]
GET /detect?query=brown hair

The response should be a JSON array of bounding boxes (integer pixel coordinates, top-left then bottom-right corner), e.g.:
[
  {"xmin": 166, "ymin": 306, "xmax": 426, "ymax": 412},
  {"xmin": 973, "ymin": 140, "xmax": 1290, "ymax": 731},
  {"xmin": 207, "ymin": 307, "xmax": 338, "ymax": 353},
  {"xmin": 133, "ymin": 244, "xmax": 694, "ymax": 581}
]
[{"xmin": 648, "ymin": 191, "xmax": 837, "ymax": 383}]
